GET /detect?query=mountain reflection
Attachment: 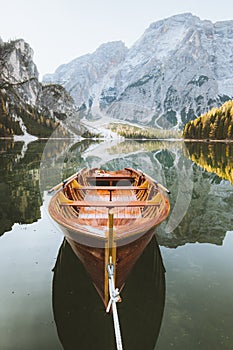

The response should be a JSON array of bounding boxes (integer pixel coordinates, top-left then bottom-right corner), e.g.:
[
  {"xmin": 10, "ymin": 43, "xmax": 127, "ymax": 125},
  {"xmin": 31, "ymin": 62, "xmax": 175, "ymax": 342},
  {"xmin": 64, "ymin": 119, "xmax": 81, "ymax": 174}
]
[
  {"xmin": 52, "ymin": 235, "xmax": 166, "ymax": 350},
  {"xmin": 0, "ymin": 138, "xmax": 95, "ymax": 236},
  {"xmin": 160, "ymin": 141, "xmax": 233, "ymax": 248},
  {"xmin": 0, "ymin": 140, "xmax": 43, "ymax": 235}
]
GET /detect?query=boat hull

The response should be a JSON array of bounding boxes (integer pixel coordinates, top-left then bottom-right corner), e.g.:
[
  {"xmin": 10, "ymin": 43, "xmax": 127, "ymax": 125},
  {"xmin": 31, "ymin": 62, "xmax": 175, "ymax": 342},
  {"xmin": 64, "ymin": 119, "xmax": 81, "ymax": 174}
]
[
  {"xmin": 52, "ymin": 235, "xmax": 166, "ymax": 349},
  {"xmin": 65, "ymin": 226, "xmax": 156, "ymax": 306}
]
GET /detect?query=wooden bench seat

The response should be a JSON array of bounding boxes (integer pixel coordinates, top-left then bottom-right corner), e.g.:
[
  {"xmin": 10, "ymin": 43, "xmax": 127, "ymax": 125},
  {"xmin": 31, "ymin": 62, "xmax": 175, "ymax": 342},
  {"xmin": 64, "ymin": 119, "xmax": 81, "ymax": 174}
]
[
  {"xmin": 73, "ymin": 186, "xmax": 147, "ymax": 191},
  {"xmin": 60, "ymin": 200, "xmax": 159, "ymax": 208}
]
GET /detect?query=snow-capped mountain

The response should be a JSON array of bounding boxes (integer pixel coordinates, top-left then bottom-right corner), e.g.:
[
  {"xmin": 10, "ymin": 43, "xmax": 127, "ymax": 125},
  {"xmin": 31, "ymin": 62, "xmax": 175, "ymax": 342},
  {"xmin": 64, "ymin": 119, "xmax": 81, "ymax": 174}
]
[{"xmin": 43, "ymin": 13, "xmax": 233, "ymax": 129}]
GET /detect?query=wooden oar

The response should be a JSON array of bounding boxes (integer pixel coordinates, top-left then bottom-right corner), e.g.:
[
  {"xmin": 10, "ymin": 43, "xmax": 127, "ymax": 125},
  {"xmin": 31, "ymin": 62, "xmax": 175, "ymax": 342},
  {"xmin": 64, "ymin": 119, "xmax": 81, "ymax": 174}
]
[
  {"xmin": 137, "ymin": 169, "xmax": 171, "ymax": 194},
  {"xmin": 48, "ymin": 170, "xmax": 80, "ymax": 193}
]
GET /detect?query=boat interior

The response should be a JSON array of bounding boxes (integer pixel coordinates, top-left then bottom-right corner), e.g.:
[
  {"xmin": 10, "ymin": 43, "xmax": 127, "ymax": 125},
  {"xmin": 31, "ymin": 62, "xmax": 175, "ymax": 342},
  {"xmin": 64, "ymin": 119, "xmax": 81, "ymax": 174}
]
[{"xmin": 54, "ymin": 168, "xmax": 167, "ymax": 231}]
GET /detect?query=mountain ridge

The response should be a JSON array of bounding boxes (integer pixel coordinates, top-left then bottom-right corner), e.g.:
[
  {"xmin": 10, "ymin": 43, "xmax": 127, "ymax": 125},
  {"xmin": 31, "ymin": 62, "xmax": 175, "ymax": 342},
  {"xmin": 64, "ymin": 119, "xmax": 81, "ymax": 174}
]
[{"xmin": 43, "ymin": 13, "xmax": 233, "ymax": 130}]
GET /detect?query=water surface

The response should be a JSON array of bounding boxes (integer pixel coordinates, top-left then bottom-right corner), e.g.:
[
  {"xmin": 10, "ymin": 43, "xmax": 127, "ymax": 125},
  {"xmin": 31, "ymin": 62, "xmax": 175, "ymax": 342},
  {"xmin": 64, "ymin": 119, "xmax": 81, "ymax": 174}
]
[{"xmin": 0, "ymin": 138, "xmax": 232, "ymax": 349}]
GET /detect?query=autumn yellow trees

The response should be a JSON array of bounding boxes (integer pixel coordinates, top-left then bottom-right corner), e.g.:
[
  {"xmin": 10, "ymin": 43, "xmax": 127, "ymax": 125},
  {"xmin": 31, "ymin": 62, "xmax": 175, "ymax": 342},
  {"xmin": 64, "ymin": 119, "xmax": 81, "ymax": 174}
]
[{"xmin": 183, "ymin": 100, "xmax": 233, "ymax": 140}]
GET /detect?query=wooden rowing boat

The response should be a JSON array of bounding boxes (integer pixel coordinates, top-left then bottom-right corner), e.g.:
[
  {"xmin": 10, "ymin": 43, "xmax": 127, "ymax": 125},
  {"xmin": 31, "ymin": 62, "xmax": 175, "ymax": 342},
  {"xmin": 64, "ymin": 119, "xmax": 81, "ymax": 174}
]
[{"xmin": 49, "ymin": 167, "xmax": 170, "ymax": 307}]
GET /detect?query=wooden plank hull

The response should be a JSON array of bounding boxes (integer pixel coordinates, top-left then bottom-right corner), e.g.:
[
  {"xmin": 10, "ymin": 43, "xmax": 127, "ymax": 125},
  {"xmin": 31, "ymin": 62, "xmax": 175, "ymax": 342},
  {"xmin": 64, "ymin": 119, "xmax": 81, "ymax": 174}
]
[{"xmin": 66, "ymin": 226, "xmax": 156, "ymax": 307}]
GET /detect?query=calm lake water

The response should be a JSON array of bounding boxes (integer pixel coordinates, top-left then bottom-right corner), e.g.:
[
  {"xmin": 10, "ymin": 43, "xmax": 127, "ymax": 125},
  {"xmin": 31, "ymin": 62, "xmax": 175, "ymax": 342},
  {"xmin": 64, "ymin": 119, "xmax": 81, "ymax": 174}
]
[{"xmin": 0, "ymin": 138, "xmax": 232, "ymax": 350}]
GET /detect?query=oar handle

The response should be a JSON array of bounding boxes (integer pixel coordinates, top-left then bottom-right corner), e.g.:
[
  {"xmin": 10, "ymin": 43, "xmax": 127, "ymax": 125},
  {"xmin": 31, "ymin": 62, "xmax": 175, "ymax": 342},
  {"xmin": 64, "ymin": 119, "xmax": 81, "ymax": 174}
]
[
  {"xmin": 137, "ymin": 169, "xmax": 170, "ymax": 194},
  {"xmin": 48, "ymin": 172, "xmax": 79, "ymax": 193},
  {"xmin": 156, "ymin": 182, "xmax": 171, "ymax": 194}
]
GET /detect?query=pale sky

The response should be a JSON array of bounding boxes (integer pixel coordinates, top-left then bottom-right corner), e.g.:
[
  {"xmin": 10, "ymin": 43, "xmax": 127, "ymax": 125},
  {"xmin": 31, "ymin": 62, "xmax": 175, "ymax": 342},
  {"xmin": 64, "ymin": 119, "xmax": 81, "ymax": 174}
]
[{"xmin": 1, "ymin": 0, "xmax": 233, "ymax": 79}]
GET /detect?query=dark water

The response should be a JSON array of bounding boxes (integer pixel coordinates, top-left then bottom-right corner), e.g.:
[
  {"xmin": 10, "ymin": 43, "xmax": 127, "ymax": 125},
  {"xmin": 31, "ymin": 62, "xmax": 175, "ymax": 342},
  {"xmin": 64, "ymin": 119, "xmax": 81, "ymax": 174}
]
[{"xmin": 0, "ymin": 138, "xmax": 232, "ymax": 349}]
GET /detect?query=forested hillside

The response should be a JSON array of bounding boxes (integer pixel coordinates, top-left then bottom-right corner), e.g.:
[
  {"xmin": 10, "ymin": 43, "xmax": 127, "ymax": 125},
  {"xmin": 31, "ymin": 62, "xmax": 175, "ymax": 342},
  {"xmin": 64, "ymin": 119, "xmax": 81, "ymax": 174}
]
[
  {"xmin": 0, "ymin": 88, "xmax": 62, "ymax": 137},
  {"xmin": 183, "ymin": 100, "xmax": 233, "ymax": 140}
]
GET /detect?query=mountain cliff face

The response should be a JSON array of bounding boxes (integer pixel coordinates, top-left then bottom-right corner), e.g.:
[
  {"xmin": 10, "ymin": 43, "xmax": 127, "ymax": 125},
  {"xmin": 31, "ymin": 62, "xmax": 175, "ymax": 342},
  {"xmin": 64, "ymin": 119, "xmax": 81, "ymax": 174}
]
[
  {"xmin": 44, "ymin": 41, "xmax": 128, "ymax": 117},
  {"xmin": 43, "ymin": 13, "xmax": 233, "ymax": 129},
  {"xmin": 0, "ymin": 38, "xmax": 85, "ymax": 137}
]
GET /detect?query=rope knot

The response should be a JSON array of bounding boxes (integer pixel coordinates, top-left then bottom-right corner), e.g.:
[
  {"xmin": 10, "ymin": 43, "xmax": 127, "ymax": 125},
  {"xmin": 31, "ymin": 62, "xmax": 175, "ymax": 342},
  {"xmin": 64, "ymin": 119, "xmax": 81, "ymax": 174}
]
[
  {"xmin": 106, "ymin": 263, "xmax": 123, "ymax": 349},
  {"xmin": 112, "ymin": 288, "xmax": 121, "ymax": 303}
]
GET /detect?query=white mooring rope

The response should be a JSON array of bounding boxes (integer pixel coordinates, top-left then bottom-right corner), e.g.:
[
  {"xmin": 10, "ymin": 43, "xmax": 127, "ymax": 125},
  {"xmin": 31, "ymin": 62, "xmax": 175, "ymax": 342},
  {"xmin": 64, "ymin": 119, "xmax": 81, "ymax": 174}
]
[{"xmin": 106, "ymin": 264, "xmax": 123, "ymax": 350}]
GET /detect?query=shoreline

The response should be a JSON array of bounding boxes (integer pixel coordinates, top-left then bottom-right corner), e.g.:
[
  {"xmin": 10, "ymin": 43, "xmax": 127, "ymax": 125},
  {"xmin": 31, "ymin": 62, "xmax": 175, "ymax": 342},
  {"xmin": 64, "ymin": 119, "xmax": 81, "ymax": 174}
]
[
  {"xmin": 184, "ymin": 138, "xmax": 233, "ymax": 143},
  {"xmin": 1, "ymin": 136, "xmax": 233, "ymax": 143}
]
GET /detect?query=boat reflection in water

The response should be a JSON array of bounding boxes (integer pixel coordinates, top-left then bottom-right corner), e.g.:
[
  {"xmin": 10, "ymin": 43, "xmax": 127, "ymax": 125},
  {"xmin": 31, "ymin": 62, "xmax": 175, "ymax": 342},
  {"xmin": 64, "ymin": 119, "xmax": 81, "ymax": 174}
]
[{"xmin": 52, "ymin": 234, "xmax": 165, "ymax": 350}]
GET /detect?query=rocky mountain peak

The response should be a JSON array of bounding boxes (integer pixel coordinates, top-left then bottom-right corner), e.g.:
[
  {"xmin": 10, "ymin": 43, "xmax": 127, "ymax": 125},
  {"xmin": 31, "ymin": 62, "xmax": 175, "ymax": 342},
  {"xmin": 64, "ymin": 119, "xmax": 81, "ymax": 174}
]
[
  {"xmin": 0, "ymin": 38, "xmax": 39, "ymax": 104},
  {"xmin": 43, "ymin": 13, "xmax": 233, "ymax": 129},
  {"xmin": 147, "ymin": 12, "xmax": 199, "ymax": 30},
  {"xmin": 43, "ymin": 40, "xmax": 128, "ymax": 109},
  {"xmin": 95, "ymin": 41, "xmax": 127, "ymax": 57},
  {"xmin": 0, "ymin": 38, "xmax": 85, "ymax": 137}
]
